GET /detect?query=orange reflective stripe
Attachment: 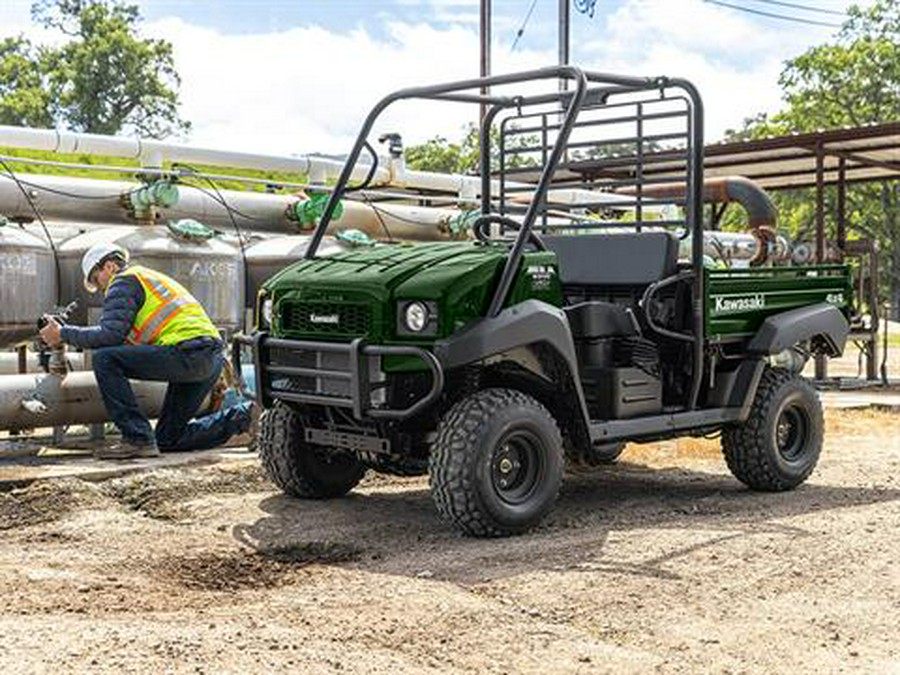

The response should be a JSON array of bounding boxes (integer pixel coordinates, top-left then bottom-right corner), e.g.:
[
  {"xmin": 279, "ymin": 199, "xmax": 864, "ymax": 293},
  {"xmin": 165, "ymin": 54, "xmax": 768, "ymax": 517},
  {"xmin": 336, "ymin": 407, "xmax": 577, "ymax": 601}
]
[
  {"xmin": 116, "ymin": 264, "xmax": 219, "ymax": 346},
  {"xmin": 141, "ymin": 298, "xmax": 192, "ymax": 343},
  {"xmin": 142, "ymin": 275, "xmax": 175, "ymax": 303}
]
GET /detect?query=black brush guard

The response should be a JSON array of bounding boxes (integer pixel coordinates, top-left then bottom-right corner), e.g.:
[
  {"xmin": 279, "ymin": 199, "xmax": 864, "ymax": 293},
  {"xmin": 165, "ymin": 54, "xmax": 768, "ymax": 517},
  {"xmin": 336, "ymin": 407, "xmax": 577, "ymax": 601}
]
[{"xmin": 233, "ymin": 333, "xmax": 444, "ymax": 421}]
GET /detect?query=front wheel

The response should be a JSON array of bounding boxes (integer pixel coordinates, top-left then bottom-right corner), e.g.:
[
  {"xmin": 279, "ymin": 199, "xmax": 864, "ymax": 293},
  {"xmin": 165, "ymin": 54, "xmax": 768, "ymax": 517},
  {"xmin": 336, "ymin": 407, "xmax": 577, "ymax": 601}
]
[
  {"xmin": 258, "ymin": 401, "xmax": 366, "ymax": 498},
  {"xmin": 721, "ymin": 368, "xmax": 823, "ymax": 491},
  {"xmin": 429, "ymin": 388, "xmax": 564, "ymax": 537}
]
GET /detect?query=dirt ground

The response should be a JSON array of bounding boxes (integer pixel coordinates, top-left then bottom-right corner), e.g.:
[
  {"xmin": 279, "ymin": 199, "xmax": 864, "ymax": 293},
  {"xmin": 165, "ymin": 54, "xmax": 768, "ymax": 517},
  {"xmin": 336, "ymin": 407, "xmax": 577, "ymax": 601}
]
[{"xmin": 0, "ymin": 407, "xmax": 898, "ymax": 674}]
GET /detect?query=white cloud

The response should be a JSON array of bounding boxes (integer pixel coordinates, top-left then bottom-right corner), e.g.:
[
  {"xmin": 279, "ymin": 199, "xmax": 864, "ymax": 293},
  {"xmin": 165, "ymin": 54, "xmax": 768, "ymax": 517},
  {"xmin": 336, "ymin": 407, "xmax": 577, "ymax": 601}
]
[
  {"xmin": 3, "ymin": 0, "xmax": 855, "ymax": 155},
  {"xmin": 577, "ymin": 0, "xmax": 845, "ymax": 140},
  {"xmin": 147, "ymin": 16, "xmax": 517, "ymax": 156}
]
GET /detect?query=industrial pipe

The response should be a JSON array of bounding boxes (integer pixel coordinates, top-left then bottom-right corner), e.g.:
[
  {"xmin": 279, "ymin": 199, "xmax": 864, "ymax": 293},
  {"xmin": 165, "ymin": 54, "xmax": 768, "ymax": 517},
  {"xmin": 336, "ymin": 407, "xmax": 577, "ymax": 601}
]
[
  {"xmin": 0, "ymin": 370, "xmax": 166, "ymax": 432},
  {"xmin": 0, "ymin": 351, "xmax": 85, "ymax": 375},
  {"xmin": 0, "ymin": 124, "xmax": 388, "ymax": 184},
  {"xmin": 622, "ymin": 176, "xmax": 778, "ymax": 266},
  {"xmin": 1, "ymin": 125, "xmax": 632, "ymax": 208},
  {"xmin": 0, "ymin": 173, "xmax": 469, "ymax": 240}
]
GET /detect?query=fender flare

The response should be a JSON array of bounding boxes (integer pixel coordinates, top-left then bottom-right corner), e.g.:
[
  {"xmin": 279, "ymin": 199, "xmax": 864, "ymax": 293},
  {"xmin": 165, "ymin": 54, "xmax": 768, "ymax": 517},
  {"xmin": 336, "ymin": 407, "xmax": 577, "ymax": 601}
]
[
  {"xmin": 747, "ymin": 303, "xmax": 849, "ymax": 357},
  {"xmin": 433, "ymin": 299, "xmax": 591, "ymax": 423}
]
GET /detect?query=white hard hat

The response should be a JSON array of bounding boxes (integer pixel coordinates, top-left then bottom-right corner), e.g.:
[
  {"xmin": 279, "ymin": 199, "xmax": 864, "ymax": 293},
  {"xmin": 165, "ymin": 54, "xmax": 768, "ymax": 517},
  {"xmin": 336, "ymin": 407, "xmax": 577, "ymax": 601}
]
[{"xmin": 81, "ymin": 242, "xmax": 129, "ymax": 292}]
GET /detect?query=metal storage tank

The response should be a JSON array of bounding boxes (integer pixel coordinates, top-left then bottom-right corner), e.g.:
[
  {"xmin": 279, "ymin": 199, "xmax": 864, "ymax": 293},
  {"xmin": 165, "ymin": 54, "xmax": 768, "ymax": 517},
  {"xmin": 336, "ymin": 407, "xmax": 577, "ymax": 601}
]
[
  {"xmin": 0, "ymin": 223, "xmax": 58, "ymax": 347},
  {"xmin": 56, "ymin": 224, "xmax": 244, "ymax": 336},
  {"xmin": 244, "ymin": 235, "xmax": 349, "ymax": 306}
]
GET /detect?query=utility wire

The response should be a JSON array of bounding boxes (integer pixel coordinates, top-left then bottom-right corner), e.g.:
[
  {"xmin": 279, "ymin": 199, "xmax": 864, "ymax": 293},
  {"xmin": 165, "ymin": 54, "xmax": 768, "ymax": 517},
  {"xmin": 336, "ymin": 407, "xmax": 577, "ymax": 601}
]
[
  {"xmin": 511, "ymin": 0, "xmax": 540, "ymax": 52},
  {"xmin": 0, "ymin": 158, "xmax": 62, "ymax": 303},
  {"xmin": 743, "ymin": 0, "xmax": 845, "ymax": 17},
  {"xmin": 173, "ymin": 164, "xmax": 251, "ymax": 310},
  {"xmin": 704, "ymin": 0, "xmax": 842, "ymax": 27}
]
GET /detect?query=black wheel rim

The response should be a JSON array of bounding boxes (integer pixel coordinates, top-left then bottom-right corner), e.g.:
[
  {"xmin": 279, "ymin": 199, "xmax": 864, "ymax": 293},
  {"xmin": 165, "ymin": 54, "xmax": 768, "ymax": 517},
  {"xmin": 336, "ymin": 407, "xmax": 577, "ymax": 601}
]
[
  {"xmin": 775, "ymin": 404, "xmax": 809, "ymax": 462},
  {"xmin": 490, "ymin": 428, "xmax": 544, "ymax": 505}
]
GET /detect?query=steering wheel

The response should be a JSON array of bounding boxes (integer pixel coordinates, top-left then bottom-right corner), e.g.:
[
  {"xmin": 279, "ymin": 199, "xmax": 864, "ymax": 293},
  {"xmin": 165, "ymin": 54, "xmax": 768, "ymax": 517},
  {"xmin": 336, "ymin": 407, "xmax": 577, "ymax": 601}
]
[{"xmin": 471, "ymin": 214, "xmax": 546, "ymax": 251}]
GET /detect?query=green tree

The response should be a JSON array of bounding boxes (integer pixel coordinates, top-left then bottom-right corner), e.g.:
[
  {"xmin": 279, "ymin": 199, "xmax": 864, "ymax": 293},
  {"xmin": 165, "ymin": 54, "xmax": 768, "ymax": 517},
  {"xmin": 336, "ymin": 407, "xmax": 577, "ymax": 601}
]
[
  {"xmin": 0, "ymin": 37, "xmax": 54, "ymax": 127},
  {"xmin": 733, "ymin": 0, "xmax": 900, "ymax": 316},
  {"xmin": 405, "ymin": 123, "xmax": 537, "ymax": 174},
  {"xmin": 0, "ymin": 0, "xmax": 189, "ymax": 138}
]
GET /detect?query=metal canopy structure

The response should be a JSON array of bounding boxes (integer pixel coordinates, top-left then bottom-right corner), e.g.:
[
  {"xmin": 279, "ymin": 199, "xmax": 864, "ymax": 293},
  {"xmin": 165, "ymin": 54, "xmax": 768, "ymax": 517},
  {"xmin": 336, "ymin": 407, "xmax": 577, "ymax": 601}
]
[
  {"xmin": 701, "ymin": 122, "xmax": 900, "ymax": 191},
  {"xmin": 548, "ymin": 121, "xmax": 900, "ymax": 191}
]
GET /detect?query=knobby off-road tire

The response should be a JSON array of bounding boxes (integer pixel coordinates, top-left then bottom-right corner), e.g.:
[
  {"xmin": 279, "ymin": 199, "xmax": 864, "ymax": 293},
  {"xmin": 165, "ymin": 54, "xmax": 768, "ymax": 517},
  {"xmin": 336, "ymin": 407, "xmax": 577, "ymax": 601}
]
[
  {"xmin": 429, "ymin": 388, "xmax": 564, "ymax": 537},
  {"xmin": 258, "ymin": 401, "xmax": 366, "ymax": 499},
  {"xmin": 721, "ymin": 368, "xmax": 823, "ymax": 491}
]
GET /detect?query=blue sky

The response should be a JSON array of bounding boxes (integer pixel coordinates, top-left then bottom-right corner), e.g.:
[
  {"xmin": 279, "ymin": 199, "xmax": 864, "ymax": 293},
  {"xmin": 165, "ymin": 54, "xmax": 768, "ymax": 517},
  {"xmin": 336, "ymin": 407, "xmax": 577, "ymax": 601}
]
[{"xmin": 1, "ymin": 0, "xmax": 867, "ymax": 157}]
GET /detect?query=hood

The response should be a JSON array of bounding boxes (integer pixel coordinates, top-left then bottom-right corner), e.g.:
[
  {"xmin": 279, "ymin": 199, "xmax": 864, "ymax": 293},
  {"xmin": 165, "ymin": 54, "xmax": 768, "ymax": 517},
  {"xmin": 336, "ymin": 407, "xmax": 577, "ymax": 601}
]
[
  {"xmin": 264, "ymin": 242, "xmax": 507, "ymax": 300},
  {"xmin": 262, "ymin": 242, "xmax": 514, "ymax": 341}
]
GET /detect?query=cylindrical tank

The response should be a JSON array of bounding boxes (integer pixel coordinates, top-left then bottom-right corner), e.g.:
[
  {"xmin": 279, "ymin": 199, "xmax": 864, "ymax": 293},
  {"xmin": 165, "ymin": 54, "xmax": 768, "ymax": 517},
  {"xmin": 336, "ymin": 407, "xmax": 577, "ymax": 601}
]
[
  {"xmin": 56, "ymin": 225, "xmax": 244, "ymax": 336},
  {"xmin": 244, "ymin": 235, "xmax": 349, "ymax": 306},
  {"xmin": 0, "ymin": 224, "xmax": 58, "ymax": 347}
]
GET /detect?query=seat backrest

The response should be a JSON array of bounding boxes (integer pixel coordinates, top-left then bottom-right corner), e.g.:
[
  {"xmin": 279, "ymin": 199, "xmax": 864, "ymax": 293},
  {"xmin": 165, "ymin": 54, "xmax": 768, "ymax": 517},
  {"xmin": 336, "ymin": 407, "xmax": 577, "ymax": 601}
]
[{"xmin": 543, "ymin": 231, "xmax": 679, "ymax": 287}]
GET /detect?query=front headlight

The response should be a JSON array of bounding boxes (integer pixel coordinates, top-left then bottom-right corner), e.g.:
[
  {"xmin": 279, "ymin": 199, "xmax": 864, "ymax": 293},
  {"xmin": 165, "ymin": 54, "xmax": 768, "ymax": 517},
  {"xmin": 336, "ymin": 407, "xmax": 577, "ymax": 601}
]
[
  {"xmin": 397, "ymin": 300, "xmax": 437, "ymax": 336},
  {"xmin": 258, "ymin": 296, "xmax": 273, "ymax": 329},
  {"xmin": 404, "ymin": 301, "xmax": 429, "ymax": 332}
]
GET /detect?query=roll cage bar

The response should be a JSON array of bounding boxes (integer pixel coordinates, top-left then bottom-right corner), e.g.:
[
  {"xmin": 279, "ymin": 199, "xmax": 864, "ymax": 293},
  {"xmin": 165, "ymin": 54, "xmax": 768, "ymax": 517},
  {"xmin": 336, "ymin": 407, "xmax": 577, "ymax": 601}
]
[{"xmin": 303, "ymin": 65, "xmax": 706, "ymax": 409}]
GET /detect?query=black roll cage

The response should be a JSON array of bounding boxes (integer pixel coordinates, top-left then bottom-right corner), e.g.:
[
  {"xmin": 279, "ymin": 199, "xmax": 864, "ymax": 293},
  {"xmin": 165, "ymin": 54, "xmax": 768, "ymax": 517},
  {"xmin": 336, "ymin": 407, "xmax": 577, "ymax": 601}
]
[{"xmin": 303, "ymin": 66, "xmax": 706, "ymax": 409}]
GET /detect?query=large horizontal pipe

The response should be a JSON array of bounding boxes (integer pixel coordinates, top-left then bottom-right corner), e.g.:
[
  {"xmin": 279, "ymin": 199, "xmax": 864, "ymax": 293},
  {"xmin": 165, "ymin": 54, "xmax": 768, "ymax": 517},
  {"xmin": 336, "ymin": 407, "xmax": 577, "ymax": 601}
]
[
  {"xmin": 0, "ymin": 174, "xmax": 467, "ymax": 239},
  {"xmin": 0, "ymin": 351, "xmax": 85, "ymax": 375},
  {"xmin": 0, "ymin": 370, "xmax": 166, "ymax": 431},
  {"xmin": 0, "ymin": 125, "xmax": 631, "ymax": 208},
  {"xmin": 0, "ymin": 124, "xmax": 389, "ymax": 184},
  {"xmin": 623, "ymin": 176, "xmax": 777, "ymax": 229}
]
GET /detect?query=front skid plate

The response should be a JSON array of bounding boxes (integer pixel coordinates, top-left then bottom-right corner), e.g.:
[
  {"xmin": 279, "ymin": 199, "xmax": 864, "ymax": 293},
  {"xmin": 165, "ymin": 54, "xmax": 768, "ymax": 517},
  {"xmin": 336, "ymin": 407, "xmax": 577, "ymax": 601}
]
[{"xmin": 305, "ymin": 427, "xmax": 391, "ymax": 454}]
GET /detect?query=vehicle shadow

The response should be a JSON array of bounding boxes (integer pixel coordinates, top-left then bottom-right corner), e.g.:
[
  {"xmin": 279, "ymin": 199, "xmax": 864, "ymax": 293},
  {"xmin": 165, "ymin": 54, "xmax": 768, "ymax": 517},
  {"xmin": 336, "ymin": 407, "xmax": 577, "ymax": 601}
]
[{"xmin": 232, "ymin": 462, "xmax": 900, "ymax": 585}]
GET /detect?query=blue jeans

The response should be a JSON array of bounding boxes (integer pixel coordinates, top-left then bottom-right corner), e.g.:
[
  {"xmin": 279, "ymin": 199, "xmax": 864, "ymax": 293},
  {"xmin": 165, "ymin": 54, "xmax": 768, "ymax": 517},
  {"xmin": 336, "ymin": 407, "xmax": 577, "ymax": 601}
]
[{"xmin": 92, "ymin": 341, "xmax": 251, "ymax": 451}]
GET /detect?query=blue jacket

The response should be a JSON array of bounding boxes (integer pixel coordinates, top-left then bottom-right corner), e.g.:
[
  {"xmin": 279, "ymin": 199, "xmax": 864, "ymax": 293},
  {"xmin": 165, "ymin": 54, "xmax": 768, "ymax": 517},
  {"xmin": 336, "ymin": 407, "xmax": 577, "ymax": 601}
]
[{"xmin": 60, "ymin": 273, "xmax": 146, "ymax": 349}]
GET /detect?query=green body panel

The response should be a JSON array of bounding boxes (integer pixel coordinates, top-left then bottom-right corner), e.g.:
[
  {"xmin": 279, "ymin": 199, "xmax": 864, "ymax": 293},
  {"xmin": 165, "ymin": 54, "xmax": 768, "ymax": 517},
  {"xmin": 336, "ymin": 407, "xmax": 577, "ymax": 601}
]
[
  {"xmin": 705, "ymin": 265, "xmax": 852, "ymax": 340},
  {"xmin": 263, "ymin": 242, "xmax": 563, "ymax": 356}
]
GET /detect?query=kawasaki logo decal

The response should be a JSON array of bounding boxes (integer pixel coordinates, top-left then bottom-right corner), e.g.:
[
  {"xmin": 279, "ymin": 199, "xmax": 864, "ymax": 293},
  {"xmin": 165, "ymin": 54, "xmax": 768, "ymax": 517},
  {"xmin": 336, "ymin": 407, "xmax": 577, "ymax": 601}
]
[
  {"xmin": 713, "ymin": 294, "xmax": 765, "ymax": 314},
  {"xmin": 309, "ymin": 313, "xmax": 340, "ymax": 325}
]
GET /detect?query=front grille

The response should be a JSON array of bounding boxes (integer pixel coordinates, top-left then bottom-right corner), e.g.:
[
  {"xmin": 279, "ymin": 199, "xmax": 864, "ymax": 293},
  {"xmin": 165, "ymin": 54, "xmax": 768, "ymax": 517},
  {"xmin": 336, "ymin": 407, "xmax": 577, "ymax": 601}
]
[
  {"xmin": 280, "ymin": 300, "xmax": 371, "ymax": 338},
  {"xmin": 268, "ymin": 344, "xmax": 385, "ymax": 404}
]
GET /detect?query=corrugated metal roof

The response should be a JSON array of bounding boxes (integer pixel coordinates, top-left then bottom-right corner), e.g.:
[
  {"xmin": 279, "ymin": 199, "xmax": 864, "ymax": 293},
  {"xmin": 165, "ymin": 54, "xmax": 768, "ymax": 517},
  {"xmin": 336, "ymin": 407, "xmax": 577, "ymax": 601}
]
[
  {"xmin": 533, "ymin": 122, "xmax": 900, "ymax": 192},
  {"xmin": 698, "ymin": 122, "xmax": 900, "ymax": 190}
]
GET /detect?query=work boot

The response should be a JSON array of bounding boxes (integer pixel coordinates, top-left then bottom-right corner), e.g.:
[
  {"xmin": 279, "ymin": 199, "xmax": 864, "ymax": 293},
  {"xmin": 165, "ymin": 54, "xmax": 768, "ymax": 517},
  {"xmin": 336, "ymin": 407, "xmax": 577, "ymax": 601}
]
[
  {"xmin": 94, "ymin": 439, "xmax": 161, "ymax": 460},
  {"xmin": 240, "ymin": 401, "xmax": 262, "ymax": 452}
]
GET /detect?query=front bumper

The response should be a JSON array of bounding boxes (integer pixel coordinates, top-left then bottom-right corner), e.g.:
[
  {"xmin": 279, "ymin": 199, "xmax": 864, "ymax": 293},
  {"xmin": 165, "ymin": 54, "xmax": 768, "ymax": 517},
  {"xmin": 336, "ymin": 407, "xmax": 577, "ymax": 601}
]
[{"xmin": 233, "ymin": 332, "xmax": 444, "ymax": 421}]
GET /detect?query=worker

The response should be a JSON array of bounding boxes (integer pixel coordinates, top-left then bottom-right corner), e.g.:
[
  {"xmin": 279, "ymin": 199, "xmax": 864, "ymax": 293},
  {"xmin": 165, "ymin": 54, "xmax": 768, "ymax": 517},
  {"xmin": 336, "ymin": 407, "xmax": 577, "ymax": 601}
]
[{"xmin": 38, "ymin": 241, "xmax": 255, "ymax": 460}]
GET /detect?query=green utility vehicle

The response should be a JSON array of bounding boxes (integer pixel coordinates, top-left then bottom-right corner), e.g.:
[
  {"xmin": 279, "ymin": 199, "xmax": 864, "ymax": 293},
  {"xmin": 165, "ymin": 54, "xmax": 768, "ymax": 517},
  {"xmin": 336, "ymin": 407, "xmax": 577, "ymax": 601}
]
[{"xmin": 237, "ymin": 67, "xmax": 851, "ymax": 537}]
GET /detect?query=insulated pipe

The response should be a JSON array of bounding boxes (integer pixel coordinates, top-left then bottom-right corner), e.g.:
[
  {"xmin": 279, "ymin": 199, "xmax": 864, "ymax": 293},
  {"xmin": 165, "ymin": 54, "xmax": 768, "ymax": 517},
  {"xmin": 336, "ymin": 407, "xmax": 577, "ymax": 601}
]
[
  {"xmin": 0, "ymin": 173, "xmax": 467, "ymax": 239},
  {"xmin": 0, "ymin": 352, "xmax": 85, "ymax": 375},
  {"xmin": 1, "ymin": 125, "xmax": 633, "ymax": 208},
  {"xmin": 0, "ymin": 370, "xmax": 166, "ymax": 432},
  {"xmin": 0, "ymin": 124, "xmax": 389, "ymax": 184}
]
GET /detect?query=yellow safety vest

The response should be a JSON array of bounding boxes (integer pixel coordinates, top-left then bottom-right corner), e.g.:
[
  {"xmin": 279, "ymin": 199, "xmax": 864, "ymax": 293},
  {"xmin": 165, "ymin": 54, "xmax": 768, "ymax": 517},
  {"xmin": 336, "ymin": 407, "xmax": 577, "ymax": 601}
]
[{"xmin": 112, "ymin": 264, "xmax": 220, "ymax": 346}]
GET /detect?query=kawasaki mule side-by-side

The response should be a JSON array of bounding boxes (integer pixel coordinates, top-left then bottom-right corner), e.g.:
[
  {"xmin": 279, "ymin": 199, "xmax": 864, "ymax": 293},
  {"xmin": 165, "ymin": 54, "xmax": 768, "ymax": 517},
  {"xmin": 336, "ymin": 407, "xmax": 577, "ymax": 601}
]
[{"xmin": 236, "ymin": 67, "xmax": 850, "ymax": 537}]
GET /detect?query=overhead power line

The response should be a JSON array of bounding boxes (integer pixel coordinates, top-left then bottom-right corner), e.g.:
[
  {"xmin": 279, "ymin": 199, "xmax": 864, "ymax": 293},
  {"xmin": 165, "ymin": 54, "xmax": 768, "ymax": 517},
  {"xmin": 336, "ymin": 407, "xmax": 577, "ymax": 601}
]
[
  {"xmin": 511, "ymin": 0, "xmax": 539, "ymax": 52},
  {"xmin": 704, "ymin": 0, "xmax": 842, "ymax": 28},
  {"xmin": 744, "ymin": 0, "xmax": 845, "ymax": 16}
]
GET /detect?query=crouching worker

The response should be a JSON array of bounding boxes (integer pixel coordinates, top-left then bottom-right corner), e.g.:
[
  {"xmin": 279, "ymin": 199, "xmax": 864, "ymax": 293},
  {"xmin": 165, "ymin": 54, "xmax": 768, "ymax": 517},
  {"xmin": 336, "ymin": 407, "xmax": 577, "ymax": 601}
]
[{"xmin": 38, "ymin": 242, "xmax": 254, "ymax": 460}]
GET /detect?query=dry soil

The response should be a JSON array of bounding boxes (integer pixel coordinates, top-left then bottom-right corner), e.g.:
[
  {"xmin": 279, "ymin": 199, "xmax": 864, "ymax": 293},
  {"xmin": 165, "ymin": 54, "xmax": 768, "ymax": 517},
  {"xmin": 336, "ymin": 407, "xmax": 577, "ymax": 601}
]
[{"xmin": 0, "ymin": 407, "xmax": 898, "ymax": 674}]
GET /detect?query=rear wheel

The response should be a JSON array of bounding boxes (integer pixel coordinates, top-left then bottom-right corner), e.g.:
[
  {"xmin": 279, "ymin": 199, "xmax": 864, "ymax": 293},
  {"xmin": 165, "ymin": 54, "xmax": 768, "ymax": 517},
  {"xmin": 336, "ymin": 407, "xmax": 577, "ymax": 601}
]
[
  {"xmin": 721, "ymin": 368, "xmax": 823, "ymax": 491},
  {"xmin": 430, "ymin": 388, "xmax": 564, "ymax": 537},
  {"xmin": 258, "ymin": 401, "xmax": 366, "ymax": 498}
]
